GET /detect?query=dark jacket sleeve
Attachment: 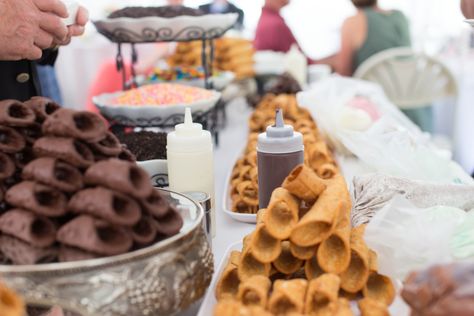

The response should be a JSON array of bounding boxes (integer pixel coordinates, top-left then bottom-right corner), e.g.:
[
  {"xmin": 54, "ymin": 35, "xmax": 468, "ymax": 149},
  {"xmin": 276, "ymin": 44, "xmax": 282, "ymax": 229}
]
[{"xmin": 37, "ymin": 49, "xmax": 59, "ymax": 66}]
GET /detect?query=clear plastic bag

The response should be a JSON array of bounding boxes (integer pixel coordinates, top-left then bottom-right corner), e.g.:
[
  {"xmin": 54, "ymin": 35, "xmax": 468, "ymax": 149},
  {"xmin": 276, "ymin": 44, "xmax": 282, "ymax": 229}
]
[{"xmin": 364, "ymin": 196, "xmax": 467, "ymax": 280}]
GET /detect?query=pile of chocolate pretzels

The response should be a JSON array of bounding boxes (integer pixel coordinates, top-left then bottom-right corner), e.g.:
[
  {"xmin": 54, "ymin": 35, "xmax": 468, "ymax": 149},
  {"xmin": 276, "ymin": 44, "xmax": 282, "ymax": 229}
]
[{"xmin": 0, "ymin": 98, "xmax": 183, "ymax": 265}]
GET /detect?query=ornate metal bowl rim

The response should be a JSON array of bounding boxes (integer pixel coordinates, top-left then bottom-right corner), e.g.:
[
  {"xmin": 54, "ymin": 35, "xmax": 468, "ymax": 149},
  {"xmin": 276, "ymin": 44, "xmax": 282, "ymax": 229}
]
[{"xmin": 0, "ymin": 189, "xmax": 203, "ymax": 274}]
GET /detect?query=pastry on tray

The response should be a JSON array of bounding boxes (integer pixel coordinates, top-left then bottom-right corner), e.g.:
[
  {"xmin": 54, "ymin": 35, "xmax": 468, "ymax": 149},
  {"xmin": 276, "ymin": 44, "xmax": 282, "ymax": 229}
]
[
  {"xmin": 214, "ymin": 165, "xmax": 395, "ymax": 316},
  {"xmin": 0, "ymin": 98, "xmax": 183, "ymax": 265}
]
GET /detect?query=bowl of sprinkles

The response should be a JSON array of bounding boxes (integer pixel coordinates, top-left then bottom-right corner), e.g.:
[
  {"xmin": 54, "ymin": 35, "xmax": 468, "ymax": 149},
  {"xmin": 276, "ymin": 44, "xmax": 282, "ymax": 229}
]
[{"xmin": 93, "ymin": 83, "xmax": 221, "ymax": 126}]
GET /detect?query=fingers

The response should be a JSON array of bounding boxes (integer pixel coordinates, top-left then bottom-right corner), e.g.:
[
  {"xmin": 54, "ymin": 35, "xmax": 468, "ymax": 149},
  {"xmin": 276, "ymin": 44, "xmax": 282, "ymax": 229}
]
[
  {"xmin": 75, "ymin": 6, "xmax": 89, "ymax": 27},
  {"xmin": 34, "ymin": 0, "xmax": 68, "ymax": 18},
  {"xmin": 24, "ymin": 45, "xmax": 43, "ymax": 61},
  {"xmin": 68, "ymin": 25, "xmax": 85, "ymax": 37},
  {"xmin": 39, "ymin": 12, "xmax": 68, "ymax": 41},
  {"xmin": 34, "ymin": 29, "xmax": 54, "ymax": 49}
]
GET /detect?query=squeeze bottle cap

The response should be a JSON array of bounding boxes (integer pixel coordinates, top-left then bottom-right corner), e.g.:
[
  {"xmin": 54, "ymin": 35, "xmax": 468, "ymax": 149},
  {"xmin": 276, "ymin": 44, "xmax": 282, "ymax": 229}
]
[
  {"xmin": 257, "ymin": 109, "xmax": 303, "ymax": 154},
  {"xmin": 167, "ymin": 108, "xmax": 213, "ymax": 153}
]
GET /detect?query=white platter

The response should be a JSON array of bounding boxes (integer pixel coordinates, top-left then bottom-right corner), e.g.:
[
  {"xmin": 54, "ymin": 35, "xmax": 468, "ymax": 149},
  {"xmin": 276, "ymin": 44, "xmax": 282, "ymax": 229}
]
[
  {"xmin": 93, "ymin": 13, "xmax": 238, "ymax": 43},
  {"xmin": 140, "ymin": 71, "xmax": 236, "ymax": 91},
  {"xmin": 222, "ymin": 161, "xmax": 257, "ymax": 224},
  {"xmin": 92, "ymin": 88, "xmax": 221, "ymax": 127},
  {"xmin": 198, "ymin": 242, "xmax": 410, "ymax": 316}
]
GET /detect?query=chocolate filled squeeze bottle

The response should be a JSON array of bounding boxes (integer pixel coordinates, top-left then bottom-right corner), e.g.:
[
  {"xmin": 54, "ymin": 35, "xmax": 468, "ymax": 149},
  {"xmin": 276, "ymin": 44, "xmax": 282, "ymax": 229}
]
[{"xmin": 257, "ymin": 109, "xmax": 304, "ymax": 209}]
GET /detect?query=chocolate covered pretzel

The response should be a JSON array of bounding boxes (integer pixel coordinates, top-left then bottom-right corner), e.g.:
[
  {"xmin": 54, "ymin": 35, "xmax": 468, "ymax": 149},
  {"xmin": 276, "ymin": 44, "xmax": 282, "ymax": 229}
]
[
  {"xmin": 24, "ymin": 96, "xmax": 60, "ymax": 122},
  {"xmin": 84, "ymin": 159, "xmax": 152, "ymax": 199},
  {"xmin": 0, "ymin": 100, "xmax": 36, "ymax": 127},
  {"xmin": 0, "ymin": 126, "xmax": 26, "ymax": 153},
  {"xmin": 23, "ymin": 157, "xmax": 83, "ymax": 193},
  {"xmin": 57, "ymin": 215, "xmax": 133, "ymax": 256},
  {"xmin": 42, "ymin": 109, "xmax": 107, "ymax": 142},
  {"xmin": 0, "ymin": 209, "xmax": 56, "ymax": 247},
  {"xmin": 117, "ymin": 146, "xmax": 136, "ymax": 162},
  {"xmin": 58, "ymin": 246, "xmax": 101, "ymax": 263},
  {"xmin": 89, "ymin": 132, "xmax": 122, "ymax": 157},
  {"xmin": 68, "ymin": 187, "xmax": 141, "ymax": 226},
  {"xmin": 34, "ymin": 137, "xmax": 95, "ymax": 168},
  {"xmin": 0, "ymin": 235, "xmax": 57, "ymax": 265},
  {"xmin": 0, "ymin": 152, "xmax": 15, "ymax": 180},
  {"xmin": 140, "ymin": 189, "xmax": 170, "ymax": 218},
  {"xmin": 6, "ymin": 181, "xmax": 67, "ymax": 217},
  {"xmin": 131, "ymin": 216, "xmax": 158, "ymax": 247},
  {"xmin": 153, "ymin": 206, "xmax": 183, "ymax": 237}
]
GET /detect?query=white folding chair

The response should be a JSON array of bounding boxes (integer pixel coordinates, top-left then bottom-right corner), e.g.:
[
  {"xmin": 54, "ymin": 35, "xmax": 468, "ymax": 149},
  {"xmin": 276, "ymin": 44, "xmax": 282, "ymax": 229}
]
[{"xmin": 354, "ymin": 47, "xmax": 458, "ymax": 109}]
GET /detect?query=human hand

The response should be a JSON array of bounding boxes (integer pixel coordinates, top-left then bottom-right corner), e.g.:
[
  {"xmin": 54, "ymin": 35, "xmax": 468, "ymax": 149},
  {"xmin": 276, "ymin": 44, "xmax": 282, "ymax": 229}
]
[
  {"xmin": 0, "ymin": 0, "xmax": 68, "ymax": 60},
  {"xmin": 462, "ymin": 0, "xmax": 474, "ymax": 19},
  {"xmin": 53, "ymin": 6, "xmax": 89, "ymax": 47}
]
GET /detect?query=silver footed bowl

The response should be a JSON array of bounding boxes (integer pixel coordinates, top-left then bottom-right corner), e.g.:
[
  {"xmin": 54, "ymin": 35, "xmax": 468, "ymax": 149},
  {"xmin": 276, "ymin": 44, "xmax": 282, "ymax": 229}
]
[{"xmin": 0, "ymin": 189, "xmax": 214, "ymax": 316}]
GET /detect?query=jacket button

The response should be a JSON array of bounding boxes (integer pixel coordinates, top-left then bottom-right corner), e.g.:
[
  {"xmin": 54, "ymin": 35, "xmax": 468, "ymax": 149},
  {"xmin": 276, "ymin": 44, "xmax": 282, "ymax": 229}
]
[{"xmin": 16, "ymin": 73, "xmax": 30, "ymax": 83}]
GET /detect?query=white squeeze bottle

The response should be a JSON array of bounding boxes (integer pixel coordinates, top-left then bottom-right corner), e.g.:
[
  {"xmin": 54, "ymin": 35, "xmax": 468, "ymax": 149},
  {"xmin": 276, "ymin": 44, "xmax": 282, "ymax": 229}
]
[
  {"xmin": 167, "ymin": 108, "xmax": 215, "ymax": 236},
  {"xmin": 284, "ymin": 44, "xmax": 308, "ymax": 87}
]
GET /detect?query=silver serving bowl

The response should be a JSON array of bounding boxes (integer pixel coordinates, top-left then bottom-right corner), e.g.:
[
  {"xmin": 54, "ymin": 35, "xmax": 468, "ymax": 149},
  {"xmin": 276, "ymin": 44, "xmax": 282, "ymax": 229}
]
[{"xmin": 0, "ymin": 189, "xmax": 214, "ymax": 316}]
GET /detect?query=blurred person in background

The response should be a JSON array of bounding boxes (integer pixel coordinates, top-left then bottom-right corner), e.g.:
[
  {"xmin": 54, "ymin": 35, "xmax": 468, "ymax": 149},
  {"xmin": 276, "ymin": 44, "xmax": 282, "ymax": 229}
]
[
  {"xmin": 462, "ymin": 0, "xmax": 474, "ymax": 18},
  {"xmin": 331, "ymin": 0, "xmax": 411, "ymax": 76},
  {"xmin": 0, "ymin": 0, "xmax": 88, "ymax": 102},
  {"xmin": 253, "ymin": 0, "xmax": 300, "ymax": 53},
  {"xmin": 199, "ymin": 0, "xmax": 244, "ymax": 30}
]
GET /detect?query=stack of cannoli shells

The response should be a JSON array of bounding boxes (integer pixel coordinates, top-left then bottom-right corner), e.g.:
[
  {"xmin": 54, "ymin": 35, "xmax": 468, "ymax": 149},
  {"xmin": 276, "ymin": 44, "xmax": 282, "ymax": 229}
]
[
  {"xmin": 215, "ymin": 165, "xmax": 395, "ymax": 316},
  {"xmin": 168, "ymin": 37, "xmax": 255, "ymax": 80},
  {"xmin": 231, "ymin": 94, "xmax": 339, "ymax": 214},
  {"xmin": 0, "ymin": 98, "xmax": 183, "ymax": 265},
  {"xmin": 0, "ymin": 282, "xmax": 24, "ymax": 316}
]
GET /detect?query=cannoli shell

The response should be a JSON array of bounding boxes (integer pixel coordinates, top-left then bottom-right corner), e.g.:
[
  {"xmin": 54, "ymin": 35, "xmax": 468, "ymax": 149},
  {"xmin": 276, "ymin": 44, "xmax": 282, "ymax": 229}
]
[
  {"xmin": 19, "ymin": 123, "xmax": 42, "ymax": 144},
  {"xmin": 273, "ymin": 241, "xmax": 303, "ymax": 275},
  {"xmin": 213, "ymin": 299, "xmax": 247, "ymax": 316},
  {"xmin": 0, "ymin": 235, "xmax": 57, "ymax": 265},
  {"xmin": 305, "ymin": 256, "xmax": 325, "ymax": 280},
  {"xmin": 268, "ymin": 279, "xmax": 308, "ymax": 315},
  {"xmin": 363, "ymin": 272, "xmax": 396, "ymax": 306},
  {"xmin": 89, "ymin": 132, "xmax": 122, "ymax": 157},
  {"xmin": 290, "ymin": 242, "xmax": 318, "ymax": 260},
  {"xmin": 84, "ymin": 159, "xmax": 153, "ymax": 199},
  {"xmin": 0, "ymin": 209, "xmax": 56, "ymax": 248},
  {"xmin": 24, "ymin": 96, "xmax": 60, "ymax": 122},
  {"xmin": 317, "ymin": 223, "xmax": 351, "ymax": 274},
  {"xmin": 139, "ymin": 189, "xmax": 171, "ymax": 219},
  {"xmin": 153, "ymin": 206, "xmax": 183, "ymax": 237},
  {"xmin": 250, "ymin": 223, "xmax": 281, "ymax": 263},
  {"xmin": 317, "ymin": 163, "xmax": 338, "ymax": 180},
  {"xmin": 0, "ymin": 126, "xmax": 26, "ymax": 153},
  {"xmin": 305, "ymin": 274, "xmax": 341, "ymax": 314},
  {"xmin": 57, "ymin": 215, "xmax": 133, "ymax": 256},
  {"xmin": 238, "ymin": 234, "xmax": 271, "ymax": 281},
  {"xmin": 237, "ymin": 275, "xmax": 271, "ymax": 307},
  {"xmin": 0, "ymin": 282, "xmax": 24, "ymax": 316},
  {"xmin": 309, "ymin": 141, "xmax": 333, "ymax": 168},
  {"xmin": 265, "ymin": 188, "xmax": 299, "ymax": 240},
  {"xmin": 290, "ymin": 185, "xmax": 343, "ymax": 247},
  {"xmin": 22, "ymin": 157, "xmax": 84, "ymax": 193},
  {"xmin": 0, "ymin": 100, "xmax": 36, "ymax": 127},
  {"xmin": 34, "ymin": 137, "xmax": 94, "ymax": 168},
  {"xmin": 282, "ymin": 165, "xmax": 326, "ymax": 204},
  {"xmin": 340, "ymin": 225, "xmax": 370, "ymax": 293},
  {"xmin": 335, "ymin": 298, "xmax": 354, "ymax": 316},
  {"xmin": 68, "ymin": 187, "xmax": 141, "ymax": 226},
  {"xmin": 216, "ymin": 258, "xmax": 241, "ymax": 300},
  {"xmin": 6, "ymin": 181, "xmax": 67, "ymax": 217},
  {"xmin": 230, "ymin": 251, "xmax": 241, "ymax": 267},
  {"xmin": 0, "ymin": 152, "xmax": 15, "ymax": 180},
  {"xmin": 42, "ymin": 108, "xmax": 107, "ymax": 142},
  {"xmin": 358, "ymin": 298, "xmax": 390, "ymax": 316},
  {"xmin": 237, "ymin": 181, "xmax": 259, "ymax": 207},
  {"xmin": 131, "ymin": 217, "xmax": 157, "ymax": 247}
]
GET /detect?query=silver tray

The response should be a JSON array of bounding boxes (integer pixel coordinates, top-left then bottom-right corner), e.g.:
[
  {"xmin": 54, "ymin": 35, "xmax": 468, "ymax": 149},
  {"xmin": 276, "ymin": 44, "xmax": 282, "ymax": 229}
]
[{"xmin": 0, "ymin": 189, "xmax": 213, "ymax": 316}]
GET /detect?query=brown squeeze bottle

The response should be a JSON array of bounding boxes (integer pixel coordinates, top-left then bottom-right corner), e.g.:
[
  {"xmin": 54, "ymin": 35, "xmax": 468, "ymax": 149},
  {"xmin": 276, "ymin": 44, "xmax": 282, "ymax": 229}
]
[{"xmin": 257, "ymin": 109, "xmax": 304, "ymax": 208}]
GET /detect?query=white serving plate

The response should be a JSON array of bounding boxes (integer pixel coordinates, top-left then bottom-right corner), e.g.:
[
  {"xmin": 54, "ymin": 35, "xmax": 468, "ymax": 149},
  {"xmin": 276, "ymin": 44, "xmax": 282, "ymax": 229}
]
[
  {"xmin": 198, "ymin": 242, "xmax": 410, "ymax": 316},
  {"xmin": 92, "ymin": 88, "xmax": 221, "ymax": 126},
  {"xmin": 93, "ymin": 13, "xmax": 238, "ymax": 43},
  {"xmin": 222, "ymin": 167, "xmax": 257, "ymax": 224}
]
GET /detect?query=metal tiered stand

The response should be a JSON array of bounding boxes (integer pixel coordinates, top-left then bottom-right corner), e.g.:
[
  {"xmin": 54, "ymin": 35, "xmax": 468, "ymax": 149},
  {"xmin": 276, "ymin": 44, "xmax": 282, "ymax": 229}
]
[{"xmin": 93, "ymin": 14, "xmax": 238, "ymax": 143}]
